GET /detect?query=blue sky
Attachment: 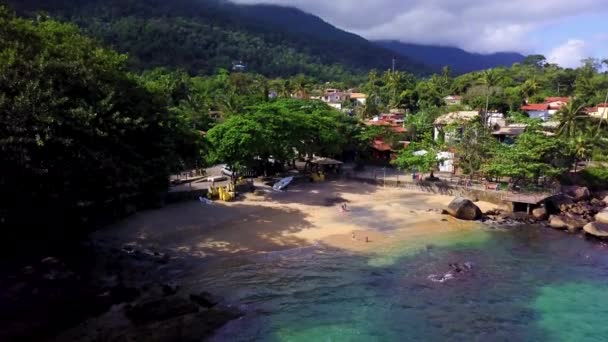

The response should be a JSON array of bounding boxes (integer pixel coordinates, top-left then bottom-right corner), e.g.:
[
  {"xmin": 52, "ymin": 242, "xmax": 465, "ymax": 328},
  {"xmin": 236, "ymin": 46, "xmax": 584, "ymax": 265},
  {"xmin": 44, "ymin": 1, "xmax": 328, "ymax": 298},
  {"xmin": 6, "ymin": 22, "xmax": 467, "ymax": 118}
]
[{"xmin": 234, "ymin": 0, "xmax": 608, "ymax": 68}]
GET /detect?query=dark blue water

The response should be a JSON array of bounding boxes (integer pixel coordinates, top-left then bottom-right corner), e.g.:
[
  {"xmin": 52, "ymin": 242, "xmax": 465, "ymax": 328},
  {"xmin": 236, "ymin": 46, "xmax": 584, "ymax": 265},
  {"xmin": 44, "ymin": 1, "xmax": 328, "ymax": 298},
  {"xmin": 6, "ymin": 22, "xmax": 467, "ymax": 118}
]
[{"xmin": 192, "ymin": 227, "xmax": 608, "ymax": 342}]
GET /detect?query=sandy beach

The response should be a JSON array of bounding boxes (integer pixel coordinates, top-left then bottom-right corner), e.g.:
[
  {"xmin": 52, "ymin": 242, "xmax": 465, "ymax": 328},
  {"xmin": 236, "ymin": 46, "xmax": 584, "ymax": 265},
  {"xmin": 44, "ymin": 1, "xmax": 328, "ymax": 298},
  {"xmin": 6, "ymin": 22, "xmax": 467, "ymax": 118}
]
[{"xmin": 97, "ymin": 181, "xmax": 500, "ymax": 258}]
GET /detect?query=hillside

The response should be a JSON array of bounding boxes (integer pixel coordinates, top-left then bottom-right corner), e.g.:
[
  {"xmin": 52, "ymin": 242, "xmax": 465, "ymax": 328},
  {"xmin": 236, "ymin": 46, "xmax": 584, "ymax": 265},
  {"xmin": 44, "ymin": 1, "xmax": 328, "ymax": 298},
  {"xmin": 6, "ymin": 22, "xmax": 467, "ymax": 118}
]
[
  {"xmin": 376, "ymin": 41, "xmax": 526, "ymax": 74},
  {"xmin": 6, "ymin": 0, "xmax": 429, "ymax": 80}
]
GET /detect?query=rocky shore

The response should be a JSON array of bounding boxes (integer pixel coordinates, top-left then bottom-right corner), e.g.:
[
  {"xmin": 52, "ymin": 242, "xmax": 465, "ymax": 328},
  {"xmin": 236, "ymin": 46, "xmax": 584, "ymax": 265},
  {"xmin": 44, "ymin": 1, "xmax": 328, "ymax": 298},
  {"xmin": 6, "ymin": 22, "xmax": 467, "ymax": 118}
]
[
  {"xmin": 0, "ymin": 241, "xmax": 240, "ymax": 341},
  {"xmin": 445, "ymin": 187, "xmax": 608, "ymax": 239}
]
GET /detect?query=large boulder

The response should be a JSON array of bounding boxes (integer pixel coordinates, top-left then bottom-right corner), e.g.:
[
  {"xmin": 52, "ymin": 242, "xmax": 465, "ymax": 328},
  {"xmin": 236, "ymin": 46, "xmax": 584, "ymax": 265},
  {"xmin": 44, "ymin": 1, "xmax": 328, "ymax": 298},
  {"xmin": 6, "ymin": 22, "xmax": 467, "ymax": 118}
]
[
  {"xmin": 596, "ymin": 209, "xmax": 608, "ymax": 224},
  {"xmin": 546, "ymin": 194, "xmax": 575, "ymax": 213},
  {"xmin": 564, "ymin": 186, "xmax": 591, "ymax": 202},
  {"xmin": 603, "ymin": 196, "xmax": 608, "ymax": 205},
  {"xmin": 549, "ymin": 215, "xmax": 567, "ymax": 230},
  {"xmin": 584, "ymin": 222, "xmax": 608, "ymax": 238},
  {"xmin": 532, "ymin": 207, "xmax": 548, "ymax": 220},
  {"xmin": 563, "ymin": 214, "xmax": 588, "ymax": 232},
  {"xmin": 446, "ymin": 197, "xmax": 482, "ymax": 220}
]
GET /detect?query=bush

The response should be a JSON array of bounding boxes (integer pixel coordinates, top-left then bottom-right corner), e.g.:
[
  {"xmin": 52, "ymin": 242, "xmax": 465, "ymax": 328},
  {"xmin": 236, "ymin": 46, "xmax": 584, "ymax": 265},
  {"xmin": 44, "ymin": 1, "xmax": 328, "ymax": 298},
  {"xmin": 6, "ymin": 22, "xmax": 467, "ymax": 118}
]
[{"xmin": 579, "ymin": 167, "xmax": 608, "ymax": 190}]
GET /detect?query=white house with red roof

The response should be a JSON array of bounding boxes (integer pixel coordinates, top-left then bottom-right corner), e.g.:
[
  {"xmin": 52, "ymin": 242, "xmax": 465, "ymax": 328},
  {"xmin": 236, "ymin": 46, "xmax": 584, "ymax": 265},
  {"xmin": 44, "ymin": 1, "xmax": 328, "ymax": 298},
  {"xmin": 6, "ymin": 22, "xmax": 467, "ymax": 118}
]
[
  {"xmin": 521, "ymin": 103, "xmax": 550, "ymax": 121},
  {"xmin": 585, "ymin": 103, "xmax": 608, "ymax": 119},
  {"xmin": 521, "ymin": 97, "xmax": 570, "ymax": 121},
  {"xmin": 444, "ymin": 95, "xmax": 463, "ymax": 106}
]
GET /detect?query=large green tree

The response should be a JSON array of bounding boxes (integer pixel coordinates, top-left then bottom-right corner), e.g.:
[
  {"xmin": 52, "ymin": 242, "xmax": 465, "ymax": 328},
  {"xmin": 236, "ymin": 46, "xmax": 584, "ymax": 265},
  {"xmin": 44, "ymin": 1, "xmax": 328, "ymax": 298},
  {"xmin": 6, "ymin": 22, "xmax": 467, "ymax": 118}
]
[{"xmin": 0, "ymin": 8, "xmax": 198, "ymax": 241}]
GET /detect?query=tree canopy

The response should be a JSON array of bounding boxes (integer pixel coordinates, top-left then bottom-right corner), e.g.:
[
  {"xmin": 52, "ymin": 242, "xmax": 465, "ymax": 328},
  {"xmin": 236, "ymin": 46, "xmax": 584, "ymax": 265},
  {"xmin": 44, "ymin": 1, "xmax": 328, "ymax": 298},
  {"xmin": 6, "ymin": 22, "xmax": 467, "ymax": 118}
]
[{"xmin": 0, "ymin": 8, "xmax": 201, "ymax": 241}]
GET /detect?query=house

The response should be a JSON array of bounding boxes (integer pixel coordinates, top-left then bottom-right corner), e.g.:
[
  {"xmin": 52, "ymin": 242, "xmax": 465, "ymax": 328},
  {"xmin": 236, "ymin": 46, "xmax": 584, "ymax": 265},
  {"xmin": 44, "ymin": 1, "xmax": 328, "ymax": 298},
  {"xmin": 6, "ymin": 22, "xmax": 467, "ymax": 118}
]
[
  {"xmin": 521, "ymin": 103, "xmax": 550, "ymax": 121},
  {"xmin": 492, "ymin": 124, "xmax": 527, "ymax": 143},
  {"xmin": 585, "ymin": 103, "xmax": 608, "ymax": 119},
  {"xmin": 544, "ymin": 97, "xmax": 569, "ymax": 116},
  {"xmin": 350, "ymin": 92, "xmax": 367, "ymax": 105},
  {"xmin": 521, "ymin": 97, "xmax": 569, "ymax": 121},
  {"xmin": 321, "ymin": 90, "xmax": 349, "ymax": 110},
  {"xmin": 444, "ymin": 95, "xmax": 463, "ymax": 106},
  {"xmin": 433, "ymin": 111, "xmax": 479, "ymax": 142},
  {"xmin": 487, "ymin": 112, "xmax": 506, "ymax": 128}
]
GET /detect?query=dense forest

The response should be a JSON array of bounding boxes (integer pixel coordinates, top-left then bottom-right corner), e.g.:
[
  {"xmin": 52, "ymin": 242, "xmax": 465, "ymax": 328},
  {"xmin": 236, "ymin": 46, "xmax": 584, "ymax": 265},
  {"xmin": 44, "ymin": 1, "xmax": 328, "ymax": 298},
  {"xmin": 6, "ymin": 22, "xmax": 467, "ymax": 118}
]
[{"xmin": 6, "ymin": 0, "xmax": 428, "ymax": 81}]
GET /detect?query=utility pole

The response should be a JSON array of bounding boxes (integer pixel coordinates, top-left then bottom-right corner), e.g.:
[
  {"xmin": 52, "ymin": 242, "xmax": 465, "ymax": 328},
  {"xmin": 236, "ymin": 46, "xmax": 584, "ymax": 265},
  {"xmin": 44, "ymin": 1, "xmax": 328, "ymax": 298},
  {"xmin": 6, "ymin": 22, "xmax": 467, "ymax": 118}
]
[{"xmin": 392, "ymin": 57, "xmax": 396, "ymax": 72}]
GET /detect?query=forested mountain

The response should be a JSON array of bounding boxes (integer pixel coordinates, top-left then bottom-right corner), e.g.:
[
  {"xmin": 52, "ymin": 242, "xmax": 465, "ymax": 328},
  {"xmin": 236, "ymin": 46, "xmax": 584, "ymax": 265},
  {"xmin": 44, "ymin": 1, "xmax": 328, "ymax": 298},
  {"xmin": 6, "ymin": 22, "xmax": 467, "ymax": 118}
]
[
  {"xmin": 377, "ymin": 41, "xmax": 526, "ymax": 74},
  {"xmin": 7, "ymin": 0, "xmax": 429, "ymax": 80}
]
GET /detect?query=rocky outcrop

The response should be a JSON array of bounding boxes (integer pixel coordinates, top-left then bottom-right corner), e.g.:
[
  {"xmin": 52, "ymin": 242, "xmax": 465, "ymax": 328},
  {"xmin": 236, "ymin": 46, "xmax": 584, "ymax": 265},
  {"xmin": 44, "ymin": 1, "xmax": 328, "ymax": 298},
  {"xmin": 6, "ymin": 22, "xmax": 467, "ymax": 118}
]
[
  {"xmin": 546, "ymin": 194, "xmax": 575, "ymax": 214},
  {"xmin": 596, "ymin": 209, "xmax": 608, "ymax": 224},
  {"xmin": 603, "ymin": 196, "xmax": 608, "ymax": 205},
  {"xmin": 584, "ymin": 222, "xmax": 608, "ymax": 238},
  {"xmin": 564, "ymin": 186, "xmax": 591, "ymax": 202},
  {"xmin": 446, "ymin": 197, "xmax": 482, "ymax": 221},
  {"xmin": 549, "ymin": 214, "xmax": 588, "ymax": 232},
  {"xmin": 563, "ymin": 214, "xmax": 588, "ymax": 232}
]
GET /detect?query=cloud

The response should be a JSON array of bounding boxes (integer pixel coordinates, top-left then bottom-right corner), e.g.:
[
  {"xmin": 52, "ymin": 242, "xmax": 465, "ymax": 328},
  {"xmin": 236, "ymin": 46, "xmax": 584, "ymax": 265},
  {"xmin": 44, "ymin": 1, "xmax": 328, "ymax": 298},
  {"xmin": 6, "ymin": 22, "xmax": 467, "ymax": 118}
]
[
  {"xmin": 547, "ymin": 40, "xmax": 588, "ymax": 68},
  {"xmin": 232, "ymin": 0, "xmax": 606, "ymax": 53}
]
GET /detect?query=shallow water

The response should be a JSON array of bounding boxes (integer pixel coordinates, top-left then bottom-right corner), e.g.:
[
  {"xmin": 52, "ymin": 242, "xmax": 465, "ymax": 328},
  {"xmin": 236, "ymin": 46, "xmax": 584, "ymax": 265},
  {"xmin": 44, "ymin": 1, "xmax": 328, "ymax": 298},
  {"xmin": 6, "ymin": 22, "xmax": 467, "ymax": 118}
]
[{"xmin": 193, "ymin": 226, "xmax": 608, "ymax": 342}]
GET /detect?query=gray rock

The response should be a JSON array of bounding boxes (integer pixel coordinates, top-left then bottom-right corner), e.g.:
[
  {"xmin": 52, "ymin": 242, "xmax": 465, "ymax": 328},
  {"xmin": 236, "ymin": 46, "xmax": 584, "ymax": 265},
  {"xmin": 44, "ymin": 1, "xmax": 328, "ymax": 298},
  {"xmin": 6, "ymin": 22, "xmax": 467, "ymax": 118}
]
[
  {"xmin": 603, "ymin": 196, "xmax": 608, "ymax": 205},
  {"xmin": 446, "ymin": 197, "xmax": 482, "ymax": 221},
  {"xmin": 547, "ymin": 194, "xmax": 575, "ymax": 213},
  {"xmin": 584, "ymin": 222, "xmax": 608, "ymax": 238},
  {"xmin": 564, "ymin": 186, "xmax": 591, "ymax": 202}
]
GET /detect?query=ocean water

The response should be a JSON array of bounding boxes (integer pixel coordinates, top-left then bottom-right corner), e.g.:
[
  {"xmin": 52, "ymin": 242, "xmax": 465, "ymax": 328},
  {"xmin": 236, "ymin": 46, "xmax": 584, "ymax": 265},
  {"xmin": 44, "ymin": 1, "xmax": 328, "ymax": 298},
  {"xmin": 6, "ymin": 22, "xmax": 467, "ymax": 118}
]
[{"xmin": 194, "ymin": 226, "xmax": 608, "ymax": 342}]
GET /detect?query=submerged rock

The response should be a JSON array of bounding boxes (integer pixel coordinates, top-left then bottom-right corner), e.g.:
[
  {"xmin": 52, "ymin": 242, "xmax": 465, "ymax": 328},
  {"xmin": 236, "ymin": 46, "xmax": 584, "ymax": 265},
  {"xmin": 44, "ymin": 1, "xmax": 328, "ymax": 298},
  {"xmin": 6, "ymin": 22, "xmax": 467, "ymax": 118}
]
[
  {"xmin": 190, "ymin": 291, "xmax": 219, "ymax": 308},
  {"xmin": 446, "ymin": 197, "xmax": 482, "ymax": 221},
  {"xmin": 584, "ymin": 222, "xmax": 608, "ymax": 238},
  {"xmin": 125, "ymin": 297, "xmax": 199, "ymax": 324}
]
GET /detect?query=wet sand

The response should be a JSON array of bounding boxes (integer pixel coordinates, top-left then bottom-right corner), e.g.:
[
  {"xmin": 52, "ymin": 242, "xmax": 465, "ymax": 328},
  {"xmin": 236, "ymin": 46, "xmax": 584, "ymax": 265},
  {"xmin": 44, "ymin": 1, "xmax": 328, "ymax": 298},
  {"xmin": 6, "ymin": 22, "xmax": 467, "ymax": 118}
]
[{"xmin": 97, "ymin": 181, "xmax": 499, "ymax": 257}]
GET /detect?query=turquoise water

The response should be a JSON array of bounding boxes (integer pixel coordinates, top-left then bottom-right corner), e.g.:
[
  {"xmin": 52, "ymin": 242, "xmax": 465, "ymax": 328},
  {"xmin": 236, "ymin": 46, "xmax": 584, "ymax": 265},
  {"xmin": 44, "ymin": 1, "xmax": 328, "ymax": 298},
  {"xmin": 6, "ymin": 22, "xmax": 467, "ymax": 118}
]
[{"xmin": 194, "ymin": 227, "xmax": 608, "ymax": 342}]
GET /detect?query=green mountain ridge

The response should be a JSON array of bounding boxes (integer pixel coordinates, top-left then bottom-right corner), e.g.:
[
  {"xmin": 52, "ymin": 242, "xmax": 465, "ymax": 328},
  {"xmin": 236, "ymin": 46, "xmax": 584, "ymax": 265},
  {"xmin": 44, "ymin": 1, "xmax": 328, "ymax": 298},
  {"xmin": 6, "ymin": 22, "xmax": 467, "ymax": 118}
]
[{"xmin": 6, "ymin": 0, "xmax": 429, "ymax": 80}]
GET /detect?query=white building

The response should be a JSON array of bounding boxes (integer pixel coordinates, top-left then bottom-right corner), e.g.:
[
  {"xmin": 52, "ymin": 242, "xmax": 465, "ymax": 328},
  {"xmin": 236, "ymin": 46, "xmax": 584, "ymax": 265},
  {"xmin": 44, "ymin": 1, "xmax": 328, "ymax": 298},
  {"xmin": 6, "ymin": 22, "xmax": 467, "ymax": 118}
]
[
  {"xmin": 521, "ymin": 104, "xmax": 550, "ymax": 121},
  {"xmin": 433, "ymin": 111, "xmax": 479, "ymax": 142}
]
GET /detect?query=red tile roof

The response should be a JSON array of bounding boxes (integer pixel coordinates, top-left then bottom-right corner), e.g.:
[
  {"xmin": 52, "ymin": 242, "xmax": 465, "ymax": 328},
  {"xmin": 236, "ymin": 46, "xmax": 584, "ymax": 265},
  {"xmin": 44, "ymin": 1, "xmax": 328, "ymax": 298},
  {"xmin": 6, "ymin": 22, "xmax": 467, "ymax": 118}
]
[
  {"xmin": 544, "ymin": 97, "xmax": 570, "ymax": 103},
  {"xmin": 521, "ymin": 104, "xmax": 549, "ymax": 111},
  {"xmin": 372, "ymin": 139, "xmax": 392, "ymax": 152},
  {"xmin": 584, "ymin": 107, "xmax": 598, "ymax": 113}
]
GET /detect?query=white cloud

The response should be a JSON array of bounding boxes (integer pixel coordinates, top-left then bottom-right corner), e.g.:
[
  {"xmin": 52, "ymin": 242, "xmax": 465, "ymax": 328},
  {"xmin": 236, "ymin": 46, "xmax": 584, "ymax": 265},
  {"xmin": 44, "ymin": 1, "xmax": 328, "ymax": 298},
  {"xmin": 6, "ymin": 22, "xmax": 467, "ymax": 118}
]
[
  {"xmin": 547, "ymin": 40, "xmax": 588, "ymax": 68},
  {"xmin": 232, "ymin": 0, "xmax": 606, "ymax": 53}
]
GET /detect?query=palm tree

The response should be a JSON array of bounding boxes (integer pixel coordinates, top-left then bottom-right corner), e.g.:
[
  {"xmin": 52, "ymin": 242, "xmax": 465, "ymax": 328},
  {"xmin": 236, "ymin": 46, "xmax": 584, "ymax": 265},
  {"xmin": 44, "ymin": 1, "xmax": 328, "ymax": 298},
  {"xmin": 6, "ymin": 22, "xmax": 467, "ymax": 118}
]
[
  {"xmin": 522, "ymin": 77, "xmax": 540, "ymax": 100},
  {"xmin": 479, "ymin": 69, "xmax": 501, "ymax": 125},
  {"xmin": 555, "ymin": 100, "xmax": 586, "ymax": 139},
  {"xmin": 292, "ymin": 75, "xmax": 310, "ymax": 99}
]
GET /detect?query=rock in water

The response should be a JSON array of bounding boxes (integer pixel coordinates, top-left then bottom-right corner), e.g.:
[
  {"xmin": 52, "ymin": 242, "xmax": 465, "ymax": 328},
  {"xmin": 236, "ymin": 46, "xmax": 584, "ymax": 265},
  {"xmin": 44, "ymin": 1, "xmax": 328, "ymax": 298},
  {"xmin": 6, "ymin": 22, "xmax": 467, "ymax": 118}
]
[
  {"xmin": 549, "ymin": 215, "xmax": 567, "ymax": 229},
  {"xmin": 596, "ymin": 209, "xmax": 608, "ymax": 224},
  {"xmin": 584, "ymin": 222, "xmax": 608, "ymax": 238},
  {"xmin": 190, "ymin": 291, "xmax": 219, "ymax": 308},
  {"xmin": 532, "ymin": 207, "xmax": 548, "ymax": 220},
  {"xmin": 125, "ymin": 297, "xmax": 199, "ymax": 324},
  {"xmin": 446, "ymin": 197, "xmax": 482, "ymax": 221},
  {"xmin": 563, "ymin": 214, "xmax": 588, "ymax": 232}
]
